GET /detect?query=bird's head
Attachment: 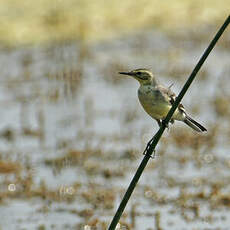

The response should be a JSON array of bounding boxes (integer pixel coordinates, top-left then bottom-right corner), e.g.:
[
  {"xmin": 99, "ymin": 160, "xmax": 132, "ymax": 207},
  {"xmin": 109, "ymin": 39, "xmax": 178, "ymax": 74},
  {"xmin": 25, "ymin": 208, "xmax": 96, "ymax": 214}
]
[{"xmin": 119, "ymin": 68, "xmax": 156, "ymax": 85}]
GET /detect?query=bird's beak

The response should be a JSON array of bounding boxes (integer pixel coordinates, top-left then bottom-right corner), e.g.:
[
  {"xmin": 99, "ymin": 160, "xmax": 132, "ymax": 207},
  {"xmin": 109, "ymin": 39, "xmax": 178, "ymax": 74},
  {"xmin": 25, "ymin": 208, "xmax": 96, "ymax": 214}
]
[{"xmin": 119, "ymin": 71, "xmax": 133, "ymax": 76}]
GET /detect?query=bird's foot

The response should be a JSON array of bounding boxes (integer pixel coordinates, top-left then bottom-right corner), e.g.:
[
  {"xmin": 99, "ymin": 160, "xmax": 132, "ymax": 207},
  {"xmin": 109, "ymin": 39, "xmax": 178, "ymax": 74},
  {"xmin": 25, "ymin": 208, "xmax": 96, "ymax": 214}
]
[{"xmin": 162, "ymin": 119, "xmax": 169, "ymax": 130}]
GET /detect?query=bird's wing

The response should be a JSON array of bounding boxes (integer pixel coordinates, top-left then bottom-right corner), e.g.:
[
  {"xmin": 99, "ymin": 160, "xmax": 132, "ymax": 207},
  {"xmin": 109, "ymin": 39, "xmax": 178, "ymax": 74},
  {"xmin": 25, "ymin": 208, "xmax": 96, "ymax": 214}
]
[
  {"xmin": 157, "ymin": 85, "xmax": 176, "ymax": 104},
  {"xmin": 158, "ymin": 85, "xmax": 186, "ymax": 113}
]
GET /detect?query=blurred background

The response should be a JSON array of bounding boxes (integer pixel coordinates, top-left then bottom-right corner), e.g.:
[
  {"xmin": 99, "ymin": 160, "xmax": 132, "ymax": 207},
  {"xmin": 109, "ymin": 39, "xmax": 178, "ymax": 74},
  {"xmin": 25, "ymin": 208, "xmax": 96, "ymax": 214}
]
[{"xmin": 0, "ymin": 1, "xmax": 229, "ymax": 229}]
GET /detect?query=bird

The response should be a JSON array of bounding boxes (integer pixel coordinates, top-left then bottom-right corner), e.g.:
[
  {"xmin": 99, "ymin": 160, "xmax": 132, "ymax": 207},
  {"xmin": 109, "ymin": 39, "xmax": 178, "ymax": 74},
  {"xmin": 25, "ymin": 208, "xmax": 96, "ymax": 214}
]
[{"xmin": 119, "ymin": 68, "xmax": 207, "ymax": 132}]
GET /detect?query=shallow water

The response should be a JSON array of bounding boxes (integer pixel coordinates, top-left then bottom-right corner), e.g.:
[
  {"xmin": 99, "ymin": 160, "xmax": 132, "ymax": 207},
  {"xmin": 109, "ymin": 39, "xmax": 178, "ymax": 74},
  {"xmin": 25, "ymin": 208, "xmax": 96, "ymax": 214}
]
[{"xmin": 0, "ymin": 28, "xmax": 230, "ymax": 230}]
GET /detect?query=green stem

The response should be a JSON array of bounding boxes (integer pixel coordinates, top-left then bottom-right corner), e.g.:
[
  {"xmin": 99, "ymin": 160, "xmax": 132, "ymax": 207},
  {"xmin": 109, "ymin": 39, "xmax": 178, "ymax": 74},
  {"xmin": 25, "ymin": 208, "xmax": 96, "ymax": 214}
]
[{"xmin": 108, "ymin": 15, "xmax": 230, "ymax": 230}]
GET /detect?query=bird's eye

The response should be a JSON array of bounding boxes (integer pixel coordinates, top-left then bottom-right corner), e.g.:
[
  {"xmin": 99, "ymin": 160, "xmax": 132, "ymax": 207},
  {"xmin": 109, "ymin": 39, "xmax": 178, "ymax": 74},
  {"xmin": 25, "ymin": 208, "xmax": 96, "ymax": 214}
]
[{"xmin": 136, "ymin": 72, "xmax": 141, "ymax": 75}]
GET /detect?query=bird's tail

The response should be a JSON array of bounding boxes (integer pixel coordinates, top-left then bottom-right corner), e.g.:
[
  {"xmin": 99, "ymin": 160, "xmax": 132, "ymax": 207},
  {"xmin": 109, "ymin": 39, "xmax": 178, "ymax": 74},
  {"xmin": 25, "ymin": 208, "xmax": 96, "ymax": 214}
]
[{"xmin": 184, "ymin": 115, "xmax": 207, "ymax": 132}]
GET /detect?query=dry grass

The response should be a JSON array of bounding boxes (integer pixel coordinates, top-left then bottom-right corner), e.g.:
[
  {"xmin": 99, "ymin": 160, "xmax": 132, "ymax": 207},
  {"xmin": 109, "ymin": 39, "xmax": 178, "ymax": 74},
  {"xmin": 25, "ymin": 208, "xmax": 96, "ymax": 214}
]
[{"xmin": 0, "ymin": 160, "xmax": 21, "ymax": 174}]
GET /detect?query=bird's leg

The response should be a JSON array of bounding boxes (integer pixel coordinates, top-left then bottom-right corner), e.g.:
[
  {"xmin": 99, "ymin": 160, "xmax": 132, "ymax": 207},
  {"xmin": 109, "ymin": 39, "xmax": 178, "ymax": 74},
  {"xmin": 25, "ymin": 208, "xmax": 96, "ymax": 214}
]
[
  {"xmin": 157, "ymin": 118, "xmax": 170, "ymax": 130},
  {"xmin": 156, "ymin": 119, "xmax": 162, "ymax": 128},
  {"xmin": 162, "ymin": 119, "xmax": 169, "ymax": 130}
]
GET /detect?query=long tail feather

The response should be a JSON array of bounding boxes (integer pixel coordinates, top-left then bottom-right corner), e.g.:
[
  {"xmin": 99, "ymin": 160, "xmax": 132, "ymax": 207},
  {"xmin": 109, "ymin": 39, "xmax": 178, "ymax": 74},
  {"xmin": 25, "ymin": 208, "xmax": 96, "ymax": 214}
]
[{"xmin": 184, "ymin": 115, "xmax": 207, "ymax": 132}]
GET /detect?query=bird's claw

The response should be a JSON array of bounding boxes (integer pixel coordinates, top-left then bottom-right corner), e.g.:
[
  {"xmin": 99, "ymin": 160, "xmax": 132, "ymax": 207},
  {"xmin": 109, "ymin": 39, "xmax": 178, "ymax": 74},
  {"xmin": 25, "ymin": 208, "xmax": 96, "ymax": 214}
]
[{"xmin": 162, "ymin": 120, "xmax": 169, "ymax": 130}]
